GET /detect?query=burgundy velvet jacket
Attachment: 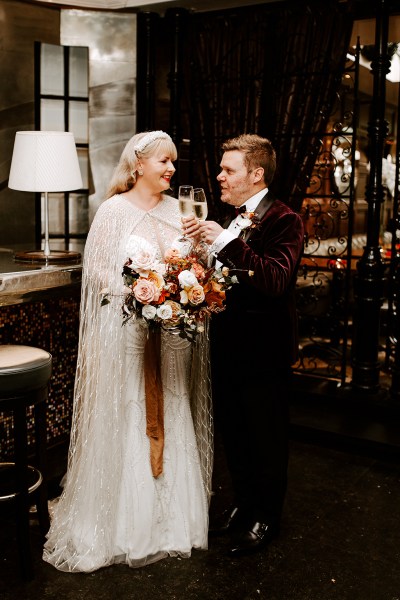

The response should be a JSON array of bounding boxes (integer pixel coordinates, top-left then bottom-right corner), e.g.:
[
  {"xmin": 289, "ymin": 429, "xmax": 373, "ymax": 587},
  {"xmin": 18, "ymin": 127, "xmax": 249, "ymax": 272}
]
[{"xmin": 213, "ymin": 191, "xmax": 304, "ymax": 371}]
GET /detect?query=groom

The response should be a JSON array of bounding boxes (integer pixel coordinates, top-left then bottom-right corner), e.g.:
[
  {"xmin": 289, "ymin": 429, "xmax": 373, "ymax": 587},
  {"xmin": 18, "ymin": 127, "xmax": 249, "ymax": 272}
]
[{"xmin": 198, "ymin": 133, "xmax": 304, "ymax": 556}]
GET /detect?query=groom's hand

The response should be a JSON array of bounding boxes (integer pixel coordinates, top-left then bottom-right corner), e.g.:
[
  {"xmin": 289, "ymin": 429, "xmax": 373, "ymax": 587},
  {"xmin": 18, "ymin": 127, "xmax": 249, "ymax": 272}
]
[{"xmin": 198, "ymin": 221, "xmax": 223, "ymax": 244}]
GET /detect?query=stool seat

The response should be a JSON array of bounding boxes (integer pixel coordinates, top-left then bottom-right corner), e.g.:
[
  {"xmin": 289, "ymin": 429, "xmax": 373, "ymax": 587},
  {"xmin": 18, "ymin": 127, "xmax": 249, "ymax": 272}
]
[
  {"xmin": 0, "ymin": 462, "xmax": 43, "ymax": 501},
  {"xmin": 0, "ymin": 345, "xmax": 52, "ymax": 396}
]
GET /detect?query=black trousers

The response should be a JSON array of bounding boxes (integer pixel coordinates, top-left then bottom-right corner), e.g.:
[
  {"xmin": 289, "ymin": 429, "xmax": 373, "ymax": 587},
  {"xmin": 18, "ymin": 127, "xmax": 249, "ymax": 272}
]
[{"xmin": 211, "ymin": 354, "xmax": 292, "ymax": 524}]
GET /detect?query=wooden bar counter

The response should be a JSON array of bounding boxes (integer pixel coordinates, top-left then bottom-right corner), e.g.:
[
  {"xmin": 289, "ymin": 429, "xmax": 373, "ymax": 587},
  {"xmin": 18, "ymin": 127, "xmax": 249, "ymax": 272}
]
[{"xmin": 0, "ymin": 247, "xmax": 82, "ymax": 459}]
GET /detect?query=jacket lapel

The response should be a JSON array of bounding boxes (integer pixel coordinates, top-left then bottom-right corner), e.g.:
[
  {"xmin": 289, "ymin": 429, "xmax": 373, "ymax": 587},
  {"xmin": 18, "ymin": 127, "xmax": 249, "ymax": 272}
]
[{"xmin": 242, "ymin": 191, "xmax": 275, "ymax": 243}]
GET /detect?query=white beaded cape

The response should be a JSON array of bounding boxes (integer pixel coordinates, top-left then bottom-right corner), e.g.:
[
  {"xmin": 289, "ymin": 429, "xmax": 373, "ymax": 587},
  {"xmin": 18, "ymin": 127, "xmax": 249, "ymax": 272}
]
[{"xmin": 43, "ymin": 194, "xmax": 213, "ymax": 572}]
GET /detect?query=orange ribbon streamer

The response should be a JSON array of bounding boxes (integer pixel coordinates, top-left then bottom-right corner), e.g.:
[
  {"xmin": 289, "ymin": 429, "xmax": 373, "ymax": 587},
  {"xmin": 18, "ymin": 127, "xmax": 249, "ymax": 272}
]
[{"xmin": 144, "ymin": 328, "xmax": 164, "ymax": 477}]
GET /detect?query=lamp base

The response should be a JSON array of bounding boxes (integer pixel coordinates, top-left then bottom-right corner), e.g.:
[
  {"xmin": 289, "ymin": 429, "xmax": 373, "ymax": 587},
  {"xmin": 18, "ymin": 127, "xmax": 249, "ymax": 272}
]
[{"xmin": 14, "ymin": 250, "xmax": 81, "ymax": 264}]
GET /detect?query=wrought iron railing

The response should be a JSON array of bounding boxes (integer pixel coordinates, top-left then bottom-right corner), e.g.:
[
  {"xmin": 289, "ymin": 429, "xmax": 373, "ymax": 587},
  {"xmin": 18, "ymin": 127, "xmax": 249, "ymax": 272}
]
[
  {"xmin": 295, "ymin": 49, "xmax": 359, "ymax": 385},
  {"xmin": 295, "ymin": 41, "xmax": 400, "ymax": 398}
]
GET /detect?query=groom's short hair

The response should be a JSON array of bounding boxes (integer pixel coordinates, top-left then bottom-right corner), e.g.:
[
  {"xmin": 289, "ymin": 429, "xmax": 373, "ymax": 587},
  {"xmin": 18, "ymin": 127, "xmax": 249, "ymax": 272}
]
[{"xmin": 221, "ymin": 134, "xmax": 276, "ymax": 186}]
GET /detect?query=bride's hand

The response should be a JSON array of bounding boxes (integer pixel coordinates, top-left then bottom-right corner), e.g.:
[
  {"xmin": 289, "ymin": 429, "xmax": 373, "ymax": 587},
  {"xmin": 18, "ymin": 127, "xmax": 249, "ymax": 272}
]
[{"xmin": 182, "ymin": 215, "xmax": 201, "ymax": 240}]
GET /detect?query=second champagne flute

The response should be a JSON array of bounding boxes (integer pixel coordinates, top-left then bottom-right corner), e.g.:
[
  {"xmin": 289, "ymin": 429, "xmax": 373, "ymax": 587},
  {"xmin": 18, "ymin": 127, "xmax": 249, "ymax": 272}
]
[
  {"xmin": 193, "ymin": 188, "xmax": 209, "ymax": 254},
  {"xmin": 193, "ymin": 188, "xmax": 208, "ymax": 221}
]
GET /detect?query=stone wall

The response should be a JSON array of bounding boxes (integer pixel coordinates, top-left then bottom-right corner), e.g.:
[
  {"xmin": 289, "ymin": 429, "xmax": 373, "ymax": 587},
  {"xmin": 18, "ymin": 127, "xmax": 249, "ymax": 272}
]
[
  {"xmin": 0, "ymin": 0, "xmax": 60, "ymax": 246},
  {"xmin": 61, "ymin": 9, "xmax": 136, "ymax": 221}
]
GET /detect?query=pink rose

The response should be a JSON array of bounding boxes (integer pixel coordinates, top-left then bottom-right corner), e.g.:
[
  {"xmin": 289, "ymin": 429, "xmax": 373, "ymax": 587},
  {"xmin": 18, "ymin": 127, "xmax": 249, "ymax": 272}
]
[
  {"xmin": 133, "ymin": 278, "xmax": 158, "ymax": 304},
  {"xmin": 129, "ymin": 249, "xmax": 156, "ymax": 274}
]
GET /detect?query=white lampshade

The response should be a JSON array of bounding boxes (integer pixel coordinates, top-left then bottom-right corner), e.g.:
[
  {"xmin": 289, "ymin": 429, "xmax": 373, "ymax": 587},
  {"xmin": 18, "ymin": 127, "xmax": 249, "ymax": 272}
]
[
  {"xmin": 8, "ymin": 130, "xmax": 83, "ymax": 263},
  {"xmin": 8, "ymin": 130, "xmax": 82, "ymax": 192}
]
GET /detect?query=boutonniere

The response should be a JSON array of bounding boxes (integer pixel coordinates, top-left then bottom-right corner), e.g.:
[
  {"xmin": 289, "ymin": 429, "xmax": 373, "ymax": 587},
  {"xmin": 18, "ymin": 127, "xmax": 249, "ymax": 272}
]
[{"xmin": 237, "ymin": 211, "xmax": 260, "ymax": 237}]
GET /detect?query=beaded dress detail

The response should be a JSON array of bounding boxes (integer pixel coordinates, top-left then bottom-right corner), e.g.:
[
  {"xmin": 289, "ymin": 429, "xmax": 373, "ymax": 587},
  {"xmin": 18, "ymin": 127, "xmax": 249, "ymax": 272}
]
[{"xmin": 43, "ymin": 194, "xmax": 213, "ymax": 572}]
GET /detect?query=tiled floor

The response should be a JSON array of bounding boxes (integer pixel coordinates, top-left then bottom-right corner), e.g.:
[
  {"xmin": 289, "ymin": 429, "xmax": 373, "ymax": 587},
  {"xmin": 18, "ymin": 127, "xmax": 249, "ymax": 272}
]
[{"xmin": 1, "ymin": 436, "xmax": 400, "ymax": 600}]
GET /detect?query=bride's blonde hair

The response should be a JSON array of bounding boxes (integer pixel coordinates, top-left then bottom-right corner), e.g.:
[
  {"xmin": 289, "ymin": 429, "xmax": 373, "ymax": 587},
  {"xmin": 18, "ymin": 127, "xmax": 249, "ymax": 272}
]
[{"xmin": 107, "ymin": 131, "xmax": 177, "ymax": 197}]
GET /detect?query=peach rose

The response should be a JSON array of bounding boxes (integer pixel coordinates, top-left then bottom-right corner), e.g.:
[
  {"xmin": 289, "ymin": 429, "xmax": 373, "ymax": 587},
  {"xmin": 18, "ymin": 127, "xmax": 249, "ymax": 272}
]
[
  {"xmin": 133, "ymin": 278, "xmax": 158, "ymax": 304},
  {"xmin": 187, "ymin": 284, "xmax": 205, "ymax": 306},
  {"xmin": 148, "ymin": 270, "xmax": 165, "ymax": 291}
]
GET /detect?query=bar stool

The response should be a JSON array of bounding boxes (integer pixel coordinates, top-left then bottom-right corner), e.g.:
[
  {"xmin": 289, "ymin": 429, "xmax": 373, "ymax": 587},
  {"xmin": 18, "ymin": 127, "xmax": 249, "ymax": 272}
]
[{"xmin": 0, "ymin": 344, "xmax": 52, "ymax": 580}]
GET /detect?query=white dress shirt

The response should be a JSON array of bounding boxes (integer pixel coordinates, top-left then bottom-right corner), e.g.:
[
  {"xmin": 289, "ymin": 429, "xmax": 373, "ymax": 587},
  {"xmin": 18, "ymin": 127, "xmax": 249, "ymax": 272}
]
[{"xmin": 210, "ymin": 188, "xmax": 268, "ymax": 267}]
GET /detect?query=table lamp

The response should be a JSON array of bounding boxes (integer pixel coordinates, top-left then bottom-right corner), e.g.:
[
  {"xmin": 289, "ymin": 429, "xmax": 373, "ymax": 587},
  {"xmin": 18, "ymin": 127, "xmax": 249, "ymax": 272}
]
[{"xmin": 8, "ymin": 130, "xmax": 83, "ymax": 263}]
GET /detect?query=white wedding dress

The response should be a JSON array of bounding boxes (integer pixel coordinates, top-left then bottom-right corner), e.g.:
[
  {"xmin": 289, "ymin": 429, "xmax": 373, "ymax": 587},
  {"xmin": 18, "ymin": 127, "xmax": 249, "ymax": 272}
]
[{"xmin": 43, "ymin": 195, "xmax": 213, "ymax": 572}]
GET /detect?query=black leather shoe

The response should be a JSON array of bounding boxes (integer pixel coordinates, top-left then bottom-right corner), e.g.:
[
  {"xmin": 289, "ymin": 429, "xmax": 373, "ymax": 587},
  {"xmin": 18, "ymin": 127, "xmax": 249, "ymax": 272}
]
[
  {"xmin": 228, "ymin": 521, "xmax": 280, "ymax": 556},
  {"xmin": 209, "ymin": 506, "xmax": 246, "ymax": 537}
]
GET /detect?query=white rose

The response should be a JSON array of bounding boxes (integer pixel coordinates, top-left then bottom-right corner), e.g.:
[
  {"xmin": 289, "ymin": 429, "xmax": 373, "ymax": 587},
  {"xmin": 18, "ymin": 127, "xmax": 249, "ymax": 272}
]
[
  {"xmin": 142, "ymin": 305, "xmax": 157, "ymax": 320},
  {"xmin": 156, "ymin": 304, "xmax": 173, "ymax": 320},
  {"xmin": 238, "ymin": 217, "xmax": 252, "ymax": 230},
  {"xmin": 178, "ymin": 269, "xmax": 198, "ymax": 289}
]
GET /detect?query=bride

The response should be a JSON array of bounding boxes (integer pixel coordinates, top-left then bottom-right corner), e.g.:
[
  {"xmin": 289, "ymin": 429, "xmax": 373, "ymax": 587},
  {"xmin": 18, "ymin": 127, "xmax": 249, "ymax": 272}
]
[{"xmin": 43, "ymin": 131, "xmax": 213, "ymax": 572}]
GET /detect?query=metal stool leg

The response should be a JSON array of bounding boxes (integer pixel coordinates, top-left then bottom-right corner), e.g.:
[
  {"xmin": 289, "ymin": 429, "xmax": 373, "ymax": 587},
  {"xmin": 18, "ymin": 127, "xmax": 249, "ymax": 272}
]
[
  {"xmin": 34, "ymin": 394, "xmax": 50, "ymax": 535},
  {"xmin": 14, "ymin": 403, "xmax": 34, "ymax": 581}
]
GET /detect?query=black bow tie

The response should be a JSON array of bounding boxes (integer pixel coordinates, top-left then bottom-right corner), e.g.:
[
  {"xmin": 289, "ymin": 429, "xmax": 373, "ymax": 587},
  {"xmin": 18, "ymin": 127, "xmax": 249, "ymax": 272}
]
[{"xmin": 234, "ymin": 205, "xmax": 247, "ymax": 216}]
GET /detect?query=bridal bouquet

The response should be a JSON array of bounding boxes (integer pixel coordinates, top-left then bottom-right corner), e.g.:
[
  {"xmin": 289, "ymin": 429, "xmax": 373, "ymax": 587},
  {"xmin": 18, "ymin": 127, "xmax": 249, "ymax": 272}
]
[{"xmin": 101, "ymin": 243, "xmax": 238, "ymax": 341}]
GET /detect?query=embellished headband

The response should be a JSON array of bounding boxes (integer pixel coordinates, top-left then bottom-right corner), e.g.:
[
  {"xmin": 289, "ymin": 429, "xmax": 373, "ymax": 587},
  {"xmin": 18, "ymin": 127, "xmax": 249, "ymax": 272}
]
[{"xmin": 133, "ymin": 130, "xmax": 171, "ymax": 154}]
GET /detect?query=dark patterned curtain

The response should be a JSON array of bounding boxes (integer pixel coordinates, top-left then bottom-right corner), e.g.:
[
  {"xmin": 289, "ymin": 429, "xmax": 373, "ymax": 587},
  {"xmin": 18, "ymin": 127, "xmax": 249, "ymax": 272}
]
[{"xmin": 186, "ymin": 0, "xmax": 354, "ymax": 219}]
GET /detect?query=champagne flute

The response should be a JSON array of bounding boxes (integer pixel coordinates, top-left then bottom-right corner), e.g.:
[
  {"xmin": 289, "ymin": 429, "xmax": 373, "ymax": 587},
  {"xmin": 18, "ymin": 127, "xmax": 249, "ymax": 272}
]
[
  {"xmin": 178, "ymin": 185, "xmax": 194, "ymax": 241},
  {"xmin": 193, "ymin": 188, "xmax": 209, "ymax": 254},
  {"xmin": 193, "ymin": 188, "xmax": 208, "ymax": 221}
]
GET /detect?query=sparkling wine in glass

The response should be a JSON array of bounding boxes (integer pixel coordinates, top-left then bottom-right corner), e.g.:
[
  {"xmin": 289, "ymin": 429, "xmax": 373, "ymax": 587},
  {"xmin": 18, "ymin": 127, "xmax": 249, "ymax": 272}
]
[
  {"xmin": 178, "ymin": 185, "xmax": 194, "ymax": 240},
  {"xmin": 193, "ymin": 188, "xmax": 209, "ymax": 255},
  {"xmin": 193, "ymin": 188, "xmax": 208, "ymax": 221}
]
